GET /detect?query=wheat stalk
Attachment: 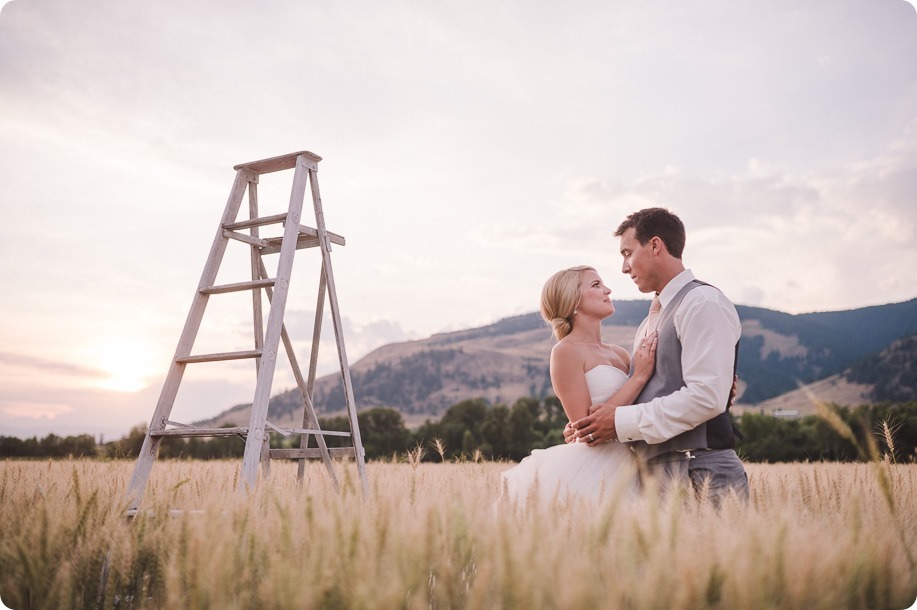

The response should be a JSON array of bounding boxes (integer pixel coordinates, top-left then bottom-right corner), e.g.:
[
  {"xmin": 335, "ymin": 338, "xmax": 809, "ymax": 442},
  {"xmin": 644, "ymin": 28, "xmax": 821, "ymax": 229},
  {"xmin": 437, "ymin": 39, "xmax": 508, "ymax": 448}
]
[
  {"xmin": 802, "ymin": 384, "xmax": 915, "ymax": 572},
  {"xmin": 1, "ymin": 458, "xmax": 916, "ymax": 608}
]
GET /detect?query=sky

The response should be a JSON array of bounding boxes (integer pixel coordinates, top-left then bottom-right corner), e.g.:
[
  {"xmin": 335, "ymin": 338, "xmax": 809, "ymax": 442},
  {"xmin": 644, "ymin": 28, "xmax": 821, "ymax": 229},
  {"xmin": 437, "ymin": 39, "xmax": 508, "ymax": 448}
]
[{"xmin": 1, "ymin": 0, "xmax": 916, "ymax": 440}]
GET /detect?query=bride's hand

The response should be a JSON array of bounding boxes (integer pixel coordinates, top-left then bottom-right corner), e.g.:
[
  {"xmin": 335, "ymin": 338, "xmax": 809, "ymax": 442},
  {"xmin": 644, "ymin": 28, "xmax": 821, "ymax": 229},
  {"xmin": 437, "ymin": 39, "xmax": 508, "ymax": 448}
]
[{"xmin": 631, "ymin": 331, "xmax": 658, "ymax": 381}]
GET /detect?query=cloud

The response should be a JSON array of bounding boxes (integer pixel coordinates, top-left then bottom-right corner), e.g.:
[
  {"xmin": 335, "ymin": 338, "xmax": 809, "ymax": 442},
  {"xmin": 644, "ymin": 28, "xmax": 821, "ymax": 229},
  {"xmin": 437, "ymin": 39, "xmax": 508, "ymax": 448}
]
[
  {"xmin": 273, "ymin": 308, "xmax": 419, "ymax": 376},
  {"xmin": 0, "ymin": 351, "xmax": 106, "ymax": 378},
  {"xmin": 474, "ymin": 132, "xmax": 917, "ymax": 313},
  {"xmin": 0, "ymin": 401, "xmax": 72, "ymax": 420}
]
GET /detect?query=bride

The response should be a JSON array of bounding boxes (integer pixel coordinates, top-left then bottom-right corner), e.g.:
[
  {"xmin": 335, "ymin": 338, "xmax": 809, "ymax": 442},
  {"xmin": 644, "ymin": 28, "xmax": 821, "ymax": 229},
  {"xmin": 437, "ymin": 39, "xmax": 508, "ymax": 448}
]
[{"xmin": 501, "ymin": 265, "xmax": 657, "ymax": 506}]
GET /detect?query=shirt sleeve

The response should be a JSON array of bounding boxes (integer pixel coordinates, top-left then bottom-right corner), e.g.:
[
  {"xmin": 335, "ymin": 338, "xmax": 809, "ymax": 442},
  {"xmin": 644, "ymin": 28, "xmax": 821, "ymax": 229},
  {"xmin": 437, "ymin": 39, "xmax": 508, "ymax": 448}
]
[{"xmin": 615, "ymin": 287, "xmax": 740, "ymax": 444}]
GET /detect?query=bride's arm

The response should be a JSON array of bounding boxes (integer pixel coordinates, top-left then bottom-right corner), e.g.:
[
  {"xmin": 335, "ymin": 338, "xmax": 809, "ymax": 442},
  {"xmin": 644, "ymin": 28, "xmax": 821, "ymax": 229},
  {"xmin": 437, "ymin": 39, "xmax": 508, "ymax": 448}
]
[{"xmin": 549, "ymin": 343, "xmax": 592, "ymax": 422}]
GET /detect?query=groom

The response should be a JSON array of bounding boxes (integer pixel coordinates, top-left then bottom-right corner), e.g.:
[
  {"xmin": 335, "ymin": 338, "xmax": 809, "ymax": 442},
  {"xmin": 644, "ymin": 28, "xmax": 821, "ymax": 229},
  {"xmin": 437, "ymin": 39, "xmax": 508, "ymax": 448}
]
[{"xmin": 566, "ymin": 207, "xmax": 748, "ymax": 502}]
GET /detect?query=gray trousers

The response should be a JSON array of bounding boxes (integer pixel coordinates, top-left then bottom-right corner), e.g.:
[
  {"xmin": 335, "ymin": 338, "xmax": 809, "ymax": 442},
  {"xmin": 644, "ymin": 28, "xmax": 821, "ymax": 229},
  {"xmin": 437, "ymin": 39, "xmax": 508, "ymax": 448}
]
[{"xmin": 641, "ymin": 448, "xmax": 749, "ymax": 505}]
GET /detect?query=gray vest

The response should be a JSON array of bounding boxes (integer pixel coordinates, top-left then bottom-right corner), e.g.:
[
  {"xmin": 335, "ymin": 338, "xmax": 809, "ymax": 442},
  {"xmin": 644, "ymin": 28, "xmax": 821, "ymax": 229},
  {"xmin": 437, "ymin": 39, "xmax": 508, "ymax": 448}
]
[{"xmin": 629, "ymin": 280, "xmax": 738, "ymax": 461}]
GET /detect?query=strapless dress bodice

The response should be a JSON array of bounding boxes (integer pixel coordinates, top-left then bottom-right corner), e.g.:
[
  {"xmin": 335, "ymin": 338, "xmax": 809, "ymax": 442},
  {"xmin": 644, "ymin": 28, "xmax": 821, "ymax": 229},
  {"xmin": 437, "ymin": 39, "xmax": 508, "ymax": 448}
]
[{"xmin": 584, "ymin": 364, "xmax": 629, "ymax": 405}]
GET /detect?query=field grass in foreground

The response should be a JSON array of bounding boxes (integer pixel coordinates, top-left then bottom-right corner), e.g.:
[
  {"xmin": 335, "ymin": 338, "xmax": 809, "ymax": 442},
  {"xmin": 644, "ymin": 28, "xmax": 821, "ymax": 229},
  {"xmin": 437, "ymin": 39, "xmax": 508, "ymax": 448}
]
[{"xmin": 0, "ymin": 459, "xmax": 915, "ymax": 609}]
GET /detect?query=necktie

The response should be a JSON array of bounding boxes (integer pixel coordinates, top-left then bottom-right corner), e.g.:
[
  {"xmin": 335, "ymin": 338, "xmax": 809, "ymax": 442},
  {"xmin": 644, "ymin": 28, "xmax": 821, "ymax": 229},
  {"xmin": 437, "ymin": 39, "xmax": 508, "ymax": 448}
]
[{"xmin": 644, "ymin": 294, "xmax": 662, "ymax": 337}]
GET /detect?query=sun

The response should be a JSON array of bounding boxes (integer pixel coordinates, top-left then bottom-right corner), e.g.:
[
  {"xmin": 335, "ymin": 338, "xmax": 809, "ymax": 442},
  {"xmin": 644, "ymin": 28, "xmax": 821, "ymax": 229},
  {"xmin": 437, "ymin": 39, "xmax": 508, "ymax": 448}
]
[{"xmin": 87, "ymin": 338, "xmax": 158, "ymax": 392}]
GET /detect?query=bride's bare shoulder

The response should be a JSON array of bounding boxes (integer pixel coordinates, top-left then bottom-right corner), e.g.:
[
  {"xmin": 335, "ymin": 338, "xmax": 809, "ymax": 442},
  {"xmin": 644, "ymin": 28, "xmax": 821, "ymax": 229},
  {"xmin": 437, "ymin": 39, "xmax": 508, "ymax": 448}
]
[{"xmin": 551, "ymin": 338, "xmax": 586, "ymax": 361}]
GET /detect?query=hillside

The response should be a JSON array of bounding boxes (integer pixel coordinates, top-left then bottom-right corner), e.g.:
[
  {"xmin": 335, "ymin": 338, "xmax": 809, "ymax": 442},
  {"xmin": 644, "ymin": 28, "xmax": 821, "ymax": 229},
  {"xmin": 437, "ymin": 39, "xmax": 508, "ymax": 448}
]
[
  {"xmin": 737, "ymin": 333, "xmax": 917, "ymax": 417},
  {"xmin": 198, "ymin": 298, "xmax": 917, "ymax": 428},
  {"xmin": 734, "ymin": 299, "xmax": 917, "ymax": 402},
  {"xmin": 847, "ymin": 333, "xmax": 917, "ymax": 402}
]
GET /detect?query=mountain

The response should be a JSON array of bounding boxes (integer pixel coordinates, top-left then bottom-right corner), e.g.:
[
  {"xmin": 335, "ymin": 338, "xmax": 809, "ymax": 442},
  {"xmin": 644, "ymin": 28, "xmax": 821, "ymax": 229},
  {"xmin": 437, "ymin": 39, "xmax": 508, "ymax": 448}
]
[
  {"xmin": 738, "ymin": 332, "xmax": 917, "ymax": 417},
  {"xmin": 198, "ymin": 298, "xmax": 917, "ymax": 428},
  {"xmin": 847, "ymin": 333, "xmax": 917, "ymax": 402}
]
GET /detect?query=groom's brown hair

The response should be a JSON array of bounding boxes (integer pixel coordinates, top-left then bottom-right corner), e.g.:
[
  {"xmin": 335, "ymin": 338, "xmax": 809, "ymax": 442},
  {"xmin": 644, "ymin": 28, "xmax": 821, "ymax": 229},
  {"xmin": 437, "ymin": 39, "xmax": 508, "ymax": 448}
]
[{"xmin": 614, "ymin": 207, "xmax": 686, "ymax": 259}]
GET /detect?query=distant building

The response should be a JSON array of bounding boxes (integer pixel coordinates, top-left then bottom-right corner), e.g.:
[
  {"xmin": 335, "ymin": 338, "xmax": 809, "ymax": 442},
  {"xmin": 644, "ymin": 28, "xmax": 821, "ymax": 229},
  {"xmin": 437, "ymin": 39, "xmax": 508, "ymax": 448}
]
[{"xmin": 773, "ymin": 409, "xmax": 800, "ymax": 419}]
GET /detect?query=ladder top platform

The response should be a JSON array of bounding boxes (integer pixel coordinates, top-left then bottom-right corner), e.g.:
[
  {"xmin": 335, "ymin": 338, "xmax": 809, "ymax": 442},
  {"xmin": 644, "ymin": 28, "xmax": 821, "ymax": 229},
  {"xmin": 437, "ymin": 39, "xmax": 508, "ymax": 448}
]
[{"xmin": 234, "ymin": 151, "xmax": 322, "ymax": 174}]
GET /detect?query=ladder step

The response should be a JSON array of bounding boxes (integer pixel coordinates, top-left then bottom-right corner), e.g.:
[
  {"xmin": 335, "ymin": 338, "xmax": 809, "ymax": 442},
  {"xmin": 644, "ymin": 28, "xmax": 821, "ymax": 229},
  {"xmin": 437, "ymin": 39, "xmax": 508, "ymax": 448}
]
[
  {"xmin": 270, "ymin": 447, "xmax": 356, "ymax": 460},
  {"xmin": 200, "ymin": 278, "xmax": 275, "ymax": 295},
  {"xmin": 176, "ymin": 350, "xmax": 262, "ymax": 364},
  {"xmin": 222, "ymin": 227, "xmax": 345, "ymax": 254},
  {"xmin": 264, "ymin": 421, "xmax": 352, "ymax": 437},
  {"xmin": 277, "ymin": 427, "xmax": 351, "ymax": 437},
  {"xmin": 223, "ymin": 213, "xmax": 288, "ymax": 231},
  {"xmin": 297, "ymin": 225, "xmax": 347, "ymax": 245},
  {"xmin": 233, "ymin": 151, "xmax": 321, "ymax": 174},
  {"xmin": 150, "ymin": 428, "xmax": 354, "ymax": 442},
  {"xmin": 260, "ymin": 232, "xmax": 346, "ymax": 256},
  {"xmin": 150, "ymin": 427, "xmax": 249, "ymax": 438}
]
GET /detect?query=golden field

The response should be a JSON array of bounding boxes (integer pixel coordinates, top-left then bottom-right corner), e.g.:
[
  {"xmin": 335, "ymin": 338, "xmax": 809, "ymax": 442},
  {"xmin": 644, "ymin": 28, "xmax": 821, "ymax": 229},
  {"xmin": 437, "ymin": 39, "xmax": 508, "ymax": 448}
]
[{"xmin": 0, "ymin": 458, "xmax": 915, "ymax": 609}]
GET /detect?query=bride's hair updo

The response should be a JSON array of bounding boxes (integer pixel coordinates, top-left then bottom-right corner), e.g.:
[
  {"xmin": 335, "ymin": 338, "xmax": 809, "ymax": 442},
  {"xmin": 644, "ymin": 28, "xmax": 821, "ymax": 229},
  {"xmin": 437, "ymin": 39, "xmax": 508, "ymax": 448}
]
[{"xmin": 540, "ymin": 265, "xmax": 594, "ymax": 340}]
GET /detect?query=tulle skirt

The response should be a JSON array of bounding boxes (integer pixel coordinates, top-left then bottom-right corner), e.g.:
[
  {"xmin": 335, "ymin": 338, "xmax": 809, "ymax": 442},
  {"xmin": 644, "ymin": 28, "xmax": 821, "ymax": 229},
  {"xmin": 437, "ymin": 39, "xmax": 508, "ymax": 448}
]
[{"xmin": 500, "ymin": 441, "xmax": 638, "ymax": 507}]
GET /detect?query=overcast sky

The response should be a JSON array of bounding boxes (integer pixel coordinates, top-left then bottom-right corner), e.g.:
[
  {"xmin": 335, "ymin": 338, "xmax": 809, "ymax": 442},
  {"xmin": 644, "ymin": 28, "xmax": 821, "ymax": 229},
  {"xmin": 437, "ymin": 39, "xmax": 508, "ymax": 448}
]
[{"xmin": 1, "ymin": 0, "xmax": 915, "ymax": 439}]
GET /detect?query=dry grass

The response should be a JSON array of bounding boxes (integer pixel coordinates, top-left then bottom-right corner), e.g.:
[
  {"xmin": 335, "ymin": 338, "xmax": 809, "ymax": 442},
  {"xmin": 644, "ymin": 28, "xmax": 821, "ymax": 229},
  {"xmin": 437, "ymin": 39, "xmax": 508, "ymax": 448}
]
[{"xmin": 1, "ymin": 458, "xmax": 916, "ymax": 609}]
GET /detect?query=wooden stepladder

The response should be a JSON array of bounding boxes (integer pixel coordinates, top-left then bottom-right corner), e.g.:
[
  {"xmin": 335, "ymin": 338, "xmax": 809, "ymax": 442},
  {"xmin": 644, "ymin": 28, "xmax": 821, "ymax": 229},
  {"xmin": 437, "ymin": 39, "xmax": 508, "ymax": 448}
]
[{"xmin": 126, "ymin": 151, "xmax": 368, "ymax": 513}]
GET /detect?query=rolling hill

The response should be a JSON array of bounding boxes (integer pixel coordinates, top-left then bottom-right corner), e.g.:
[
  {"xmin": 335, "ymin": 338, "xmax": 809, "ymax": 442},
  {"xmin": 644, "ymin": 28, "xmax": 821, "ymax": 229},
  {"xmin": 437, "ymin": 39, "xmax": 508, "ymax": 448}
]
[{"xmin": 197, "ymin": 298, "xmax": 917, "ymax": 429}]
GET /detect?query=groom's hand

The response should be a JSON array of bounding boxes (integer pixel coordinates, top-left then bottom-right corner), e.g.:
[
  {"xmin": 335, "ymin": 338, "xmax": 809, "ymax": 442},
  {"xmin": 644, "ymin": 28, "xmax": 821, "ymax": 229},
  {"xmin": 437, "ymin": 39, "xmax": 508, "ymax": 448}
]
[{"xmin": 570, "ymin": 403, "xmax": 618, "ymax": 447}]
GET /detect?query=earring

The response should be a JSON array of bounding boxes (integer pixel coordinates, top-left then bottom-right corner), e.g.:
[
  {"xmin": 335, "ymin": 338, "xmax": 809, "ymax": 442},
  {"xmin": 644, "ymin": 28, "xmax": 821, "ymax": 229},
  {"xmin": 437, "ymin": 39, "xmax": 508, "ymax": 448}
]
[{"xmin": 574, "ymin": 309, "xmax": 578, "ymax": 315}]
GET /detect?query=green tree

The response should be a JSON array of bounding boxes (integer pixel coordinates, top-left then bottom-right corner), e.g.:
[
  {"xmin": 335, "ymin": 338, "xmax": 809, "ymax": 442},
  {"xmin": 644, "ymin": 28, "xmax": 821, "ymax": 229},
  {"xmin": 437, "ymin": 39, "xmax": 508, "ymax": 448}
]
[
  {"xmin": 508, "ymin": 400, "xmax": 537, "ymax": 461},
  {"xmin": 480, "ymin": 405, "xmax": 511, "ymax": 459},
  {"xmin": 357, "ymin": 407, "xmax": 411, "ymax": 460},
  {"xmin": 437, "ymin": 398, "xmax": 489, "ymax": 459},
  {"xmin": 534, "ymin": 396, "xmax": 568, "ymax": 445},
  {"xmin": 315, "ymin": 415, "xmax": 351, "ymax": 449},
  {"xmin": 107, "ymin": 424, "xmax": 147, "ymax": 459},
  {"xmin": 58, "ymin": 434, "xmax": 98, "ymax": 458}
]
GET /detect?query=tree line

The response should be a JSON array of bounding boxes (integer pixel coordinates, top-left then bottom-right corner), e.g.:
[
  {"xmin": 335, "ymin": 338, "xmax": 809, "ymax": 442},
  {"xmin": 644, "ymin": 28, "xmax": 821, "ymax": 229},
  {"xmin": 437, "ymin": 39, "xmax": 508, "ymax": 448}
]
[{"xmin": 1, "ymin": 399, "xmax": 915, "ymax": 463}]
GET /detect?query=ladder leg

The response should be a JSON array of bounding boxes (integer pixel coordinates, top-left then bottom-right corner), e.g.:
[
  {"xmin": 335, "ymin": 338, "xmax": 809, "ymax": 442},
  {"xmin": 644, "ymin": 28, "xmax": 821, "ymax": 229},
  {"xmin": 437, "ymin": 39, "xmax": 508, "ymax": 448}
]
[
  {"xmin": 297, "ymin": 272, "xmax": 337, "ymax": 484},
  {"xmin": 239, "ymin": 156, "xmax": 312, "ymax": 491},
  {"xmin": 248, "ymin": 180, "xmax": 270, "ymax": 479},
  {"xmin": 255, "ymin": 259, "xmax": 339, "ymax": 488},
  {"xmin": 308, "ymin": 168, "xmax": 369, "ymax": 495},
  {"xmin": 260, "ymin": 435, "xmax": 272, "ymax": 477},
  {"xmin": 127, "ymin": 168, "xmax": 256, "ymax": 510}
]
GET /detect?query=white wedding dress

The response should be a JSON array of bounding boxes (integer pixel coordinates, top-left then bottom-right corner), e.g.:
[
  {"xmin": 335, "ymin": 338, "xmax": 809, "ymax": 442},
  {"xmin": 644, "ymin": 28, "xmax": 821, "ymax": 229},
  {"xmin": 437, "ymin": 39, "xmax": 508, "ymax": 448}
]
[{"xmin": 500, "ymin": 365, "xmax": 638, "ymax": 506}]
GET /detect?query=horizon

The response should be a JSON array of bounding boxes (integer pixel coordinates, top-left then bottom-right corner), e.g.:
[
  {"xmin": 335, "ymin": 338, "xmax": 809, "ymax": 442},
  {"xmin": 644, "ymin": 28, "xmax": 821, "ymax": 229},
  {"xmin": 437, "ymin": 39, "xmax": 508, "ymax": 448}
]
[
  {"xmin": 2, "ymin": 294, "xmax": 914, "ymax": 441},
  {"xmin": 2, "ymin": 0, "xmax": 916, "ymax": 440}
]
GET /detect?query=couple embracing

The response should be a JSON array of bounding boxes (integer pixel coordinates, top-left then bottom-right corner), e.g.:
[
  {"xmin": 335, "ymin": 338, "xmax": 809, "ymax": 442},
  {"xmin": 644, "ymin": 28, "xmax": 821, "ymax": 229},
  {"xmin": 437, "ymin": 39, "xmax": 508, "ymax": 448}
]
[{"xmin": 502, "ymin": 207, "xmax": 749, "ymax": 506}]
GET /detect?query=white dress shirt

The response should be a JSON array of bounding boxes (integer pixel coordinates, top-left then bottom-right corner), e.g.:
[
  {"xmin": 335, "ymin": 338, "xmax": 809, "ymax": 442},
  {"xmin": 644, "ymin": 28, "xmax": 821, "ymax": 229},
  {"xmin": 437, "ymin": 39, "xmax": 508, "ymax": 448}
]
[{"xmin": 614, "ymin": 269, "xmax": 741, "ymax": 445}]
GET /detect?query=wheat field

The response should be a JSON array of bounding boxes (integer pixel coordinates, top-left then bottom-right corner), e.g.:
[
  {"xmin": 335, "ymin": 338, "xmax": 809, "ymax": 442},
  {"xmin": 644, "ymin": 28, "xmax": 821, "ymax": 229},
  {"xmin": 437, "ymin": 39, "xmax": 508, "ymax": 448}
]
[{"xmin": 0, "ymin": 458, "xmax": 915, "ymax": 609}]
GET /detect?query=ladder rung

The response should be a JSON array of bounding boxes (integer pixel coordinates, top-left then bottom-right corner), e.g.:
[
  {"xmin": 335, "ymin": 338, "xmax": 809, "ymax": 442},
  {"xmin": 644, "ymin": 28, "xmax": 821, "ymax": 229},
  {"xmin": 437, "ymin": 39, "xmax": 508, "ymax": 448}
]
[
  {"xmin": 150, "ymin": 427, "xmax": 249, "ymax": 438},
  {"xmin": 200, "ymin": 278, "xmax": 275, "ymax": 295},
  {"xmin": 151, "ymin": 424, "xmax": 351, "ymax": 439},
  {"xmin": 223, "ymin": 213, "xmax": 287, "ymax": 231},
  {"xmin": 273, "ymin": 427, "xmax": 351, "ymax": 437},
  {"xmin": 270, "ymin": 447, "xmax": 356, "ymax": 460},
  {"xmin": 264, "ymin": 420, "xmax": 351, "ymax": 437},
  {"xmin": 176, "ymin": 350, "xmax": 262, "ymax": 364},
  {"xmin": 223, "ymin": 230, "xmax": 270, "ymax": 249}
]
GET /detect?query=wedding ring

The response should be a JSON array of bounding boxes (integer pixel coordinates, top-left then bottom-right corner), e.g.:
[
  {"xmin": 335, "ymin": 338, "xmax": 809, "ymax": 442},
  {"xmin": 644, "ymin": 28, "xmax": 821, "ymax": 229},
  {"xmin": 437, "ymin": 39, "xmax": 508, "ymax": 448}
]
[{"xmin": 588, "ymin": 433, "xmax": 595, "ymax": 442}]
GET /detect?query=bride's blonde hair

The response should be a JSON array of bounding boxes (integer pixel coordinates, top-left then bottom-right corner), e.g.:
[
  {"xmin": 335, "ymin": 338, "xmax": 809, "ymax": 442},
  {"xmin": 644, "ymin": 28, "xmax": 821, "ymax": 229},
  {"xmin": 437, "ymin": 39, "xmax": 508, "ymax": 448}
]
[{"xmin": 540, "ymin": 265, "xmax": 594, "ymax": 340}]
